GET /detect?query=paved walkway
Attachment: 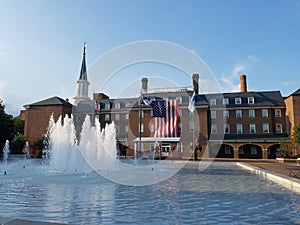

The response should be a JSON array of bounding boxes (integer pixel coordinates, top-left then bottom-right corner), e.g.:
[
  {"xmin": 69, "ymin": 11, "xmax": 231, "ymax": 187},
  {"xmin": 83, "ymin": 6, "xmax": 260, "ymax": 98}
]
[{"xmin": 243, "ymin": 160, "xmax": 300, "ymax": 178}]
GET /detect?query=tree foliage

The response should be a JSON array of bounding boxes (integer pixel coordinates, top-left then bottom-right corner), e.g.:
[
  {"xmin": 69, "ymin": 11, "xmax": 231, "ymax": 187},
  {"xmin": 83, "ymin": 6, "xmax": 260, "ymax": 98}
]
[
  {"xmin": 0, "ymin": 100, "xmax": 15, "ymax": 151},
  {"xmin": 292, "ymin": 122, "xmax": 300, "ymax": 145}
]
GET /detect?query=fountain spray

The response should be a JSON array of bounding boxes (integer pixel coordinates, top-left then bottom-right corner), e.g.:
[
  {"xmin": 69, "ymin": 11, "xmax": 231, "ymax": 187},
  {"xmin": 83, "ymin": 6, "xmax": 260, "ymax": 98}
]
[{"xmin": 3, "ymin": 140, "xmax": 10, "ymax": 175}]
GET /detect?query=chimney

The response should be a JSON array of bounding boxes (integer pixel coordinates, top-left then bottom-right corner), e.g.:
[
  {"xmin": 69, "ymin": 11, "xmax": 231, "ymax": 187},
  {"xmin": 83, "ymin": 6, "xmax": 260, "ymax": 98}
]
[
  {"xmin": 141, "ymin": 77, "xmax": 148, "ymax": 93},
  {"xmin": 192, "ymin": 73, "xmax": 199, "ymax": 94},
  {"xmin": 240, "ymin": 75, "xmax": 247, "ymax": 92}
]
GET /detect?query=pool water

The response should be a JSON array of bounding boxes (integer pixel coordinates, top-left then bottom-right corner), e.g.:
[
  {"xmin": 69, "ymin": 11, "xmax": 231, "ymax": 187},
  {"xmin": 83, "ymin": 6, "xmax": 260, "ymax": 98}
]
[{"xmin": 0, "ymin": 158, "xmax": 300, "ymax": 224}]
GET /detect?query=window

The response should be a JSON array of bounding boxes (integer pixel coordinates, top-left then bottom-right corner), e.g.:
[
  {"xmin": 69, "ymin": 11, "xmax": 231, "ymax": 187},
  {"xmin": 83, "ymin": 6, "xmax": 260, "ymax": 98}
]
[
  {"xmin": 262, "ymin": 109, "xmax": 268, "ymax": 118},
  {"xmin": 275, "ymin": 109, "xmax": 281, "ymax": 117},
  {"xmin": 105, "ymin": 114, "xmax": 110, "ymax": 121},
  {"xmin": 189, "ymin": 111, "xmax": 193, "ymax": 117},
  {"xmin": 189, "ymin": 123, "xmax": 194, "ymax": 132},
  {"xmin": 223, "ymin": 110, "xmax": 229, "ymax": 119},
  {"xmin": 125, "ymin": 113, "xmax": 129, "ymax": 120},
  {"xmin": 225, "ymin": 146, "xmax": 231, "ymax": 155},
  {"xmin": 150, "ymin": 143, "xmax": 155, "ymax": 152},
  {"xmin": 251, "ymin": 146, "xmax": 257, "ymax": 155},
  {"xmin": 235, "ymin": 98, "xmax": 242, "ymax": 104},
  {"xmin": 236, "ymin": 110, "xmax": 242, "ymax": 118},
  {"xmin": 211, "ymin": 111, "xmax": 216, "ymax": 119},
  {"xmin": 176, "ymin": 97, "xmax": 182, "ymax": 104},
  {"xmin": 116, "ymin": 126, "xmax": 120, "ymax": 134},
  {"xmin": 224, "ymin": 124, "xmax": 230, "ymax": 134},
  {"xmin": 105, "ymin": 103, "xmax": 110, "ymax": 110},
  {"xmin": 178, "ymin": 123, "xmax": 182, "ymax": 132},
  {"xmin": 115, "ymin": 114, "xmax": 120, "ymax": 121},
  {"xmin": 248, "ymin": 97, "xmax": 255, "ymax": 104},
  {"xmin": 125, "ymin": 125, "xmax": 128, "ymax": 134},
  {"xmin": 249, "ymin": 124, "xmax": 256, "ymax": 134},
  {"xmin": 125, "ymin": 102, "xmax": 131, "ymax": 107},
  {"xmin": 263, "ymin": 124, "xmax": 269, "ymax": 133},
  {"xmin": 139, "ymin": 124, "xmax": 144, "ymax": 133},
  {"xmin": 211, "ymin": 124, "xmax": 217, "ymax": 134},
  {"xmin": 276, "ymin": 124, "xmax": 282, "ymax": 133},
  {"xmin": 210, "ymin": 99, "xmax": 216, "ymax": 105},
  {"xmin": 239, "ymin": 147, "xmax": 244, "ymax": 155},
  {"xmin": 223, "ymin": 98, "xmax": 229, "ymax": 105},
  {"xmin": 178, "ymin": 109, "xmax": 182, "ymax": 116},
  {"xmin": 237, "ymin": 124, "xmax": 243, "ymax": 134},
  {"xmin": 139, "ymin": 111, "xmax": 144, "ymax": 118},
  {"xmin": 114, "ymin": 102, "xmax": 120, "ymax": 109},
  {"xmin": 249, "ymin": 109, "xmax": 255, "ymax": 118}
]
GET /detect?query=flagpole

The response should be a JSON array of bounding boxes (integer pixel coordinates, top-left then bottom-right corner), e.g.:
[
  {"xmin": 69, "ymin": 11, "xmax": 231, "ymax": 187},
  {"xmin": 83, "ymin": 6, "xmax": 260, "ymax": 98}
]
[{"xmin": 138, "ymin": 90, "xmax": 142, "ymax": 163}]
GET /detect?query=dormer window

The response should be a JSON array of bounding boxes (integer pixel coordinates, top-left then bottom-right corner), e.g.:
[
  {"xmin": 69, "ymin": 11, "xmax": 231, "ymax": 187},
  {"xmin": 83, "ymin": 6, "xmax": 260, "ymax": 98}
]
[
  {"xmin": 235, "ymin": 98, "xmax": 242, "ymax": 104},
  {"xmin": 105, "ymin": 103, "xmax": 110, "ymax": 110},
  {"xmin": 210, "ymin": 99, "xmax": 216, "ymax": 105},
  {"xmin": 248, "ymin": 97, "xmax": 255, "ymax": 104},
  {"xmin": 223, "ymin": 98, "xmax": 229, "ymax": 105}
]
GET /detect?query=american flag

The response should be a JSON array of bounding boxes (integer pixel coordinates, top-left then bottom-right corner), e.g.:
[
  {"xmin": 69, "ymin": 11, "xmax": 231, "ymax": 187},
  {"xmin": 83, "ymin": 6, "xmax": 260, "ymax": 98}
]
[
  {"xmin": 152, "ymin": 100, "xmax": 179, "ymax": 138},
  {"xmin": 94, "ymin": 100, "xmax": 100, "ymax": 114}
]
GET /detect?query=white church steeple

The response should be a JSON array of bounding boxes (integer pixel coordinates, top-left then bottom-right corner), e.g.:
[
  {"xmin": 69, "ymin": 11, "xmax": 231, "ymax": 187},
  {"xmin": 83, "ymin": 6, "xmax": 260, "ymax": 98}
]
[{"xmin": 73, "ymin": 43, "xmax": 90, "ymax": 105}]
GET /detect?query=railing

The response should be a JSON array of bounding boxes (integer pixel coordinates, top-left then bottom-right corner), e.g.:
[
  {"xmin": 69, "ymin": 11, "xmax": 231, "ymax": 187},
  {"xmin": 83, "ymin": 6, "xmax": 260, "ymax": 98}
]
[{"xmin": 144, "ymin": 86, "xmax": 193, "ymax": 94}]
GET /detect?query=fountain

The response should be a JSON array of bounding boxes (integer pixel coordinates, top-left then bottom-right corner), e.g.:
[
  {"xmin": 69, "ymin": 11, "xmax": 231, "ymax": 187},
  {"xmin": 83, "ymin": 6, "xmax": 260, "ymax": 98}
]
[
  {"xmin": 23, "ymin": 141, "xmax": 30, "ymax": 168},
  {"xmin": 0, "ymin": 115, "xmax": 300, "ymax": 224},
  {"xmin": 46, "ymin": 114, "xmax": 117, "ymax": 173},
  {"xmin": 2, "ymin": 140, "xmax": 9, "ymax": 175}
]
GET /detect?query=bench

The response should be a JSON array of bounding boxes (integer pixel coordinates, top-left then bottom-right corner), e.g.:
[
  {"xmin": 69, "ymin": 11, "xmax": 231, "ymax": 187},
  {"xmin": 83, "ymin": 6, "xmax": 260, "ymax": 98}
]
[{"xmin": 286, "ymin": 168, "xmax": 300, "ymax": 178}]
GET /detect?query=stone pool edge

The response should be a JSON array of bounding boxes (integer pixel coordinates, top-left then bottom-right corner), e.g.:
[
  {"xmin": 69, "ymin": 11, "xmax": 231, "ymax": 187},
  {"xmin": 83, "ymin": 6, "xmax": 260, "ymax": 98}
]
[{"xmin": 236, "ymin": 162, "xmax": 300, "ymax": 194}]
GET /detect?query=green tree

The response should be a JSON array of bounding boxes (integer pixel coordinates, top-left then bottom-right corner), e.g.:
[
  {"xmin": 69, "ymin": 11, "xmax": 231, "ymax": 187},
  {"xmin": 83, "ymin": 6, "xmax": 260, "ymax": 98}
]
[
  {"xmin": 0, "ymin": 100, "xmax": 15, "ymax": 152},
  {"xmin": 292, "ymin": 122, "xmax": 300, "ymax": 145}
]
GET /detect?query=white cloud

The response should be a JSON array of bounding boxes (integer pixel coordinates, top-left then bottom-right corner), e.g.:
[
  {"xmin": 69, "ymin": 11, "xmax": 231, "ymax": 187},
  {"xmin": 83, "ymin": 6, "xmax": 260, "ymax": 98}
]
[
  {"xmin": 220, "ymin": 54, "xmax": 258, "ymax": 92},
  {"xmin": 231, "ymin": 63, "xmax": 247, "ymax": 77},
  {"xmin": 0, "ymin": 80, "xmax": 8, "ymax": 97}
]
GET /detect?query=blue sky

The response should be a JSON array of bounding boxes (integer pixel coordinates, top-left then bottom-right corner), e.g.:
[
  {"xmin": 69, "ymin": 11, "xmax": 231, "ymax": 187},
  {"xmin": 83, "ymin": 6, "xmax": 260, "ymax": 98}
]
[{"xmin": 0, "ymin": 0, "xmax": 299, "ymax": 116}]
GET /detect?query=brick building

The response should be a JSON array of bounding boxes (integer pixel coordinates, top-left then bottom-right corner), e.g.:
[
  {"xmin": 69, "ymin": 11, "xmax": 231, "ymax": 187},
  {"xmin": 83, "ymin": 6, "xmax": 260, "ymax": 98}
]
[
  {"xmin": 93, "ymin": 74, "xmax": 290, "ymax": 159},
  {"xmin": 23, "ymin": 96, "xmax": 72, "ymax": 154}
]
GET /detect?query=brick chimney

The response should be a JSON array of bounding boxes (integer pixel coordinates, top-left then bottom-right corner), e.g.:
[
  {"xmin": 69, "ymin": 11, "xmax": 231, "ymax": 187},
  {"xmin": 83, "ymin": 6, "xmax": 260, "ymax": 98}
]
[
  {"xmin": 240, "ymin": 75, "xmax": 247, "ymax": 92},
  {"xmin": 141, "ymin": 77, "xmax": 148, "ymax": 93},
  {"xmin": 192, "ymin": 73, "xmax": 199, "ymax": 94}
]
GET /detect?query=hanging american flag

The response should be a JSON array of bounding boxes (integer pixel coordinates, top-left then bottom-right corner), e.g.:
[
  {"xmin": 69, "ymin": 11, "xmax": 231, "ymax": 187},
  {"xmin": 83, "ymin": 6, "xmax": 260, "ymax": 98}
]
[
  {"xmin": 94, "ymin": 100, "xmax": 100, "ymax": 114},
  {"xmin": 152, "ymin": 100, "xmax": 179, "ymax": 138}
]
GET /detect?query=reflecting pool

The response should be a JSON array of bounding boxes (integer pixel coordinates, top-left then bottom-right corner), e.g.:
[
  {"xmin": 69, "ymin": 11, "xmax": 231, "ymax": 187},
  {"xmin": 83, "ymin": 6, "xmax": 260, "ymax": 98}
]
[{"xmin": 1, "ymin": 157, "xmax": 300, "ymax": 224}]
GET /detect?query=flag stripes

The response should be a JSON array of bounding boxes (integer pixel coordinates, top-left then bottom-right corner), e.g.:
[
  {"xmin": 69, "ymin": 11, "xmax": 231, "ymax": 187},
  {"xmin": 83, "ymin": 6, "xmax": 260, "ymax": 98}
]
[{"xmin": 153, "ymin": 100, "xmax": 179, "ymax": 138}]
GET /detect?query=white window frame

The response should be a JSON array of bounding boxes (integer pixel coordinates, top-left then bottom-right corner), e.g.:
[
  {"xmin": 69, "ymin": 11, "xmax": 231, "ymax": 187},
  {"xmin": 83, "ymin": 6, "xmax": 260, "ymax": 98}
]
[
  {"xmin": 263, "ymin": 124, "xmax": 269, "ymax": 133},
  {"xmin": 275, "ymin": 109, "xmax": 282, "ymax": 117},
  {"xmin": 249, "ymin": 124, "xmax": 256, "ymax": 134},
  {"xmin": 211, "ymin": 111, "xmax": 216, "ymax": 119},
  {"xmin": 223, "ymin": 110, "xmax": 229, "ymax": 119},
  {"xmin": 105, "ymin": 103, "xmax": 110, "ymax": 110},
  {"xmin": 224, "ymin": 146, "xmax": 231, "ymax": 155},
  {"xmin": 105, "ymin": 114, "xmax": 110, "ymax": 121},
  {"xmin": 276, "ymin": 124, "xmax": 282, "ymax": 133},
  {"xmin": 125, "ymin": 125, "xmax": 128, "ymax": 133},
  {"xmin": 262, "ymin": 109, "xmax": 268, "ymax": 118},
  {"xmin": 224, "ymin": 124, "xmax": 230, "ymax": 134},
  {"xmin": 114, "ymin": 102, "xmax": 120, "ymax": 109},
  {"xmin": 115, "ymin": 114, "xmax": 120, "ymax": 121},
  {"xmin": 178, "ymin": 109, "xmax": 182, "ymax": 117},
  {"xmin": 249, "ymin": 109, "xmax": 255, "ymax": 118},
  {"xmin": 223, "ymin": 98, "xmax": 229, "ymax": 105},
  {"xmin": 235, "ymin": 98, "xmax": 242, "ymax": 104},
  {"xmin": 248, "ymin": 97, "xmax": 255, "ymax": 104},
  {"xmin": 237, "ymin": 124, "xmax": 243, "ymax": 134},
  {"xmin": 210, "ymin": 99, "xmax": 216, "ymax": 105},
  {"xmin": 125, "ymin": 113, "xmax": 129, "ymax": 120},
  {"xmin": 211, "ymin": 124, "xmax": 217, "ymax": 134},
  {"xmin": 236, "ymin": 110, "xmax": 242, "ymax": 118},
  {"xmin": 116, "ymin": 125, "xmax": 120, "ymax": 134},
  {"xmin": 176, "ymin": 96, "xmax": 182, "ymax": 104}
]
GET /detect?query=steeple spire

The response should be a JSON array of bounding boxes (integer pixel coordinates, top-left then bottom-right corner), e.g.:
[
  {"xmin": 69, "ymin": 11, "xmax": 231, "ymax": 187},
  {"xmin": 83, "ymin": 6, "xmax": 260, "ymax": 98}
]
[
  {"xmin": 79, "ymin": 42, "xmax": 87, "ymax": 80},
  {"xmin": 73, "ymin": 43, "xmax": 90, "ymax": 105}
]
